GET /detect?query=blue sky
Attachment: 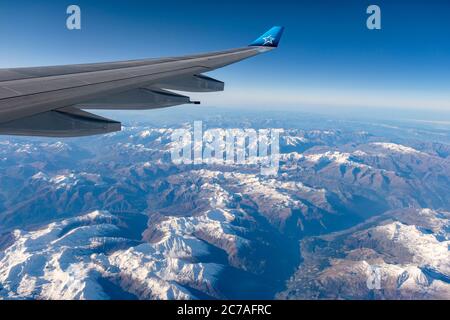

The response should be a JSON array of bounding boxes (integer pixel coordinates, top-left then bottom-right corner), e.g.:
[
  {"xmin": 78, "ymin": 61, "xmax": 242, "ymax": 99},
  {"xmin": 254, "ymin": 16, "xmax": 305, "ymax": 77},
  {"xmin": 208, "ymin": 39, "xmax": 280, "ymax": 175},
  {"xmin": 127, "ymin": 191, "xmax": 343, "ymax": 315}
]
[{"xmin": 1, "ymin": 0, "xmax": 450, "ymax": 113}]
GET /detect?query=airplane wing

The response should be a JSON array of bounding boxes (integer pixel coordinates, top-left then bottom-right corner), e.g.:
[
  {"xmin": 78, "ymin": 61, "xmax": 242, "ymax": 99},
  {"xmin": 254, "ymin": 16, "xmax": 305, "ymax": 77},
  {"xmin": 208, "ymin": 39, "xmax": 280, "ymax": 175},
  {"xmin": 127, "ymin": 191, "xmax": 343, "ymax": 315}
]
[{"xmin": 0, "ymin": 26, "xmax": 284, "ymax": 137}]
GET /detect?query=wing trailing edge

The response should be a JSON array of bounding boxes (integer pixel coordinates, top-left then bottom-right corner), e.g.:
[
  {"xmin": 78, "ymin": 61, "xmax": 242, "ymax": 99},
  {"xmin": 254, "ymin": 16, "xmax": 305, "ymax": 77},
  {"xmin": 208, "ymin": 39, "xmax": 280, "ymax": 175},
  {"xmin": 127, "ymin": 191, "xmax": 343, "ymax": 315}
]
[
  {"xmin": 156, "ymin": 74, "xmax": 224, "ymax": 92},
  {"xmin": 76, "ymin": 88, "xmax": 198, "ymax": 110},
  {"xmin": 0, "ymin": 107, "xmax": 121, "ymax": 137}
]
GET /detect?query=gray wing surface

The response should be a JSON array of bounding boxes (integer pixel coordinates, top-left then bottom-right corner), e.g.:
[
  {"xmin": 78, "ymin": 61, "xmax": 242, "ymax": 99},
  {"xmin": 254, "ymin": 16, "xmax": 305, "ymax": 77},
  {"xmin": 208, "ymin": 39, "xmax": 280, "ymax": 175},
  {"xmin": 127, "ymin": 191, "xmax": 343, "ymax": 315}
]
[{"xmin": 0, "ymin": 27, "xmax": 284, "ymax": 137}]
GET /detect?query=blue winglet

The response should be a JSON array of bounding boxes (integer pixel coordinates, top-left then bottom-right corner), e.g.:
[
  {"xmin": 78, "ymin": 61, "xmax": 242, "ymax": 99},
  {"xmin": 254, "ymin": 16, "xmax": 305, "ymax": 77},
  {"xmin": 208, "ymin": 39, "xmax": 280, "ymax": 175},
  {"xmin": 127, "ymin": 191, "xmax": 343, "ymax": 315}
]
[{"xmin": 249, "ymin": 26, "xmax": 285, "ymax": 47}]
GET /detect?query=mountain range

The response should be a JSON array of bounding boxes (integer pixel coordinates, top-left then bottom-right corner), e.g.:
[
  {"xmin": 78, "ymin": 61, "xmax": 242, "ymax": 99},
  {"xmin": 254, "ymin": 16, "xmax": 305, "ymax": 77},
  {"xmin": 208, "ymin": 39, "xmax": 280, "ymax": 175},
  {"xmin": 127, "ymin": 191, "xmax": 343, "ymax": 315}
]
[{"xmin": 0, "ymin": 109, "xmax": 449, "ymax": 299}]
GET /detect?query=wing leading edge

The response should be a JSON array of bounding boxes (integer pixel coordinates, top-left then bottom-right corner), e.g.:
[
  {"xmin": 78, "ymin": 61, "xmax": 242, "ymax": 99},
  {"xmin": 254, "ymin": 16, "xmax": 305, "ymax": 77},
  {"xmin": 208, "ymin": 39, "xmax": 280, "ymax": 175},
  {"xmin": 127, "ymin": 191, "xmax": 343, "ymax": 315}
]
[{"xmin": 0, "ymin": 26, "xmax": 284, "ymax": 137}]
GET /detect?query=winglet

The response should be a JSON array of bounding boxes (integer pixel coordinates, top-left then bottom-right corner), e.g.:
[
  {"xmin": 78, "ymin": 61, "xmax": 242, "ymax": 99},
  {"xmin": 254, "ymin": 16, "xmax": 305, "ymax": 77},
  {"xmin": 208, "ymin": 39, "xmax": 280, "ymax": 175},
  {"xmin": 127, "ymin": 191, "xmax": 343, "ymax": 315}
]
[{"xmin": 249, "ymin": 26, "xmax": 285, "ymax": 47}]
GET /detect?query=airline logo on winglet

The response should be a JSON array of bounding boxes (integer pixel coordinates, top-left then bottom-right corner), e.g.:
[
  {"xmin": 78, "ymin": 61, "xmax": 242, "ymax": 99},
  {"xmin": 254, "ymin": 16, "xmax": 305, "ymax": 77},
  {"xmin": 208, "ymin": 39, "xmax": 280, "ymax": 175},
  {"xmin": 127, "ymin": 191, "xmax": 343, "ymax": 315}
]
[{"xmin": 249, "ymin": 26, "xmax": 285, "ymax": 47}]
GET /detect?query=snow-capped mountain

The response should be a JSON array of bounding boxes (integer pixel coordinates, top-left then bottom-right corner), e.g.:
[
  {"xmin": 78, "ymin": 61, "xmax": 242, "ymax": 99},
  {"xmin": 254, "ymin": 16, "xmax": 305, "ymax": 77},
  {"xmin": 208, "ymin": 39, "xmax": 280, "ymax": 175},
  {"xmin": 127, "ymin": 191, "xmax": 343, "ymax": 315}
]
[
  {"xmin": 278, "ymin": 208, "xmax": 450, "ymax": 300},
  {"xmin": 0, "ymin": 209, "xmax": 239, "ymax": 300}
]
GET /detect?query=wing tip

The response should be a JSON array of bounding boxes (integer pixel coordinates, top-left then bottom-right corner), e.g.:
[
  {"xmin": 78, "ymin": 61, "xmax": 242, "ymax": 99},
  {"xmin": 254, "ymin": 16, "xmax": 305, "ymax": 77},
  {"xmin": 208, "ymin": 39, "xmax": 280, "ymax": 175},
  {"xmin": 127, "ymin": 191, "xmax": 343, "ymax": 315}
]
[{"xmin": 249, "ymin": 26, "xmax": 285, "ymax": 48}]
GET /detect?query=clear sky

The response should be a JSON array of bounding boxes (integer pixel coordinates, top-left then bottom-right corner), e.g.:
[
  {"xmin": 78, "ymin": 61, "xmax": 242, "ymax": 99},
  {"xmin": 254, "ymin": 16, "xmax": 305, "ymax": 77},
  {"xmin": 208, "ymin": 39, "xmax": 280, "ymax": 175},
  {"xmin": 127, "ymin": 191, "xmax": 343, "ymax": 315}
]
[{"xmin": 1, "ymin": 0, "xmax": 450, "ymax": 113}]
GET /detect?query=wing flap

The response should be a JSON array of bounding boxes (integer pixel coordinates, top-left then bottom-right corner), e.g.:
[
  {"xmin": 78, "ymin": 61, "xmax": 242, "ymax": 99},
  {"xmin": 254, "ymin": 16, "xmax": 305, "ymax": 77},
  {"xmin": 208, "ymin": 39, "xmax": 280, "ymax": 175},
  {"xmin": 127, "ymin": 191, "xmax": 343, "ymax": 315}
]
[
  {"xmin": 0, "ymin": 107, "xmax": 121, "ymax": 137},
  {"xmin": 156, "ymin": 74, "xmax": 224, "ymax": 92},
  {"xmin": 76, "ymin": 88, "xmax": 195, "ymax": 110}
]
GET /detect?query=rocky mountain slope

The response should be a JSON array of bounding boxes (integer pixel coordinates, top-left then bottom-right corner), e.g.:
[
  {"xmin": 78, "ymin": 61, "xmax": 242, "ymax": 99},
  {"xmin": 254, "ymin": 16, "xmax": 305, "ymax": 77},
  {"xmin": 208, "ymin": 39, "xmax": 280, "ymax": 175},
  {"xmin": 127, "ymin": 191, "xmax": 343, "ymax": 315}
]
[{"xmin": 278, "ymin": 208, "xmax": 450, "ymax": 299}]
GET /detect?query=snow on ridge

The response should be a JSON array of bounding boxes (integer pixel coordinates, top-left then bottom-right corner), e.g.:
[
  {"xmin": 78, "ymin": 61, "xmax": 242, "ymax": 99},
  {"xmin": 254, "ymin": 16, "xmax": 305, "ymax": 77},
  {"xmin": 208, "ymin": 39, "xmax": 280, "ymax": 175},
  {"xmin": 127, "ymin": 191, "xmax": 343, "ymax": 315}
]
[
  {"xmin": 305, "ymin": 151, "xmax": 351, "ymax": 164},
  {"xmin": 138, "ymin": 130, "xmax": 153, "ymax": 138},
  {"xmin": 48, "ymin": 173, "xmax": 80, "ymax": 189},
  {"xmin": 283, "ymin": 136, "xmax": 309, "ymax": 146},
  {"xmin": 109, "ymin": 207, "xmax": 244, "ymax": 299},
  {"xmin": 283, "ymin": 208, "xmax": 450, "ymax": 299},
  {"xmin": 31, "ymin": 172, "xmax": 49, "ymax": 181},
  {"xmin": 137, "ymin": 129, "xmax": 171, "ymax": 139},
  {"xmin": 371, "ymin": 142, "xmax": 425, "ymax": 155},
  {"xmin": 303, "ymin": 151, "xmax": 371, "ymax": 170},
  {"xmin": 0, "ymin": 207, "xmax": 241, "ymax": 300},
  {"xmin": 185, "ymin": 169, "xmax": 329, "ymax": 220},
  {"xmin": 31, "ymin": 171, "xmax": 102, "ymax": 188},
  {"xmin": 40, "ymin": 141, "xmax": 70, "ymax": 151},
  {"xmin": 0, "ymin": 211, "xmax": 119, "ymax": 300},
  {"xmin": 155, "ymin": 208, "xmax": 243, "ymax": 252},
  {"xmin": 347, "ymin": 209, "xmax": 450, "ymax": 296}
]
